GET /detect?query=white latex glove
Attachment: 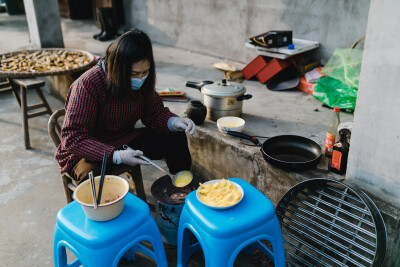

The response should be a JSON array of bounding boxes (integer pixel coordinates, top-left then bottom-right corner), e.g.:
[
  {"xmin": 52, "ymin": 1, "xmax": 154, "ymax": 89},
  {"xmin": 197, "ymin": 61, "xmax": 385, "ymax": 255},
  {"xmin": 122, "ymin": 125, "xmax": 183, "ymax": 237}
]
[
  {"xmin": 113, "ymin": 150, "xmax": 150, "ymax": 166},
  {"xmin": 168, "ymin": 117, "xmax": 196, "ymax": 135}
]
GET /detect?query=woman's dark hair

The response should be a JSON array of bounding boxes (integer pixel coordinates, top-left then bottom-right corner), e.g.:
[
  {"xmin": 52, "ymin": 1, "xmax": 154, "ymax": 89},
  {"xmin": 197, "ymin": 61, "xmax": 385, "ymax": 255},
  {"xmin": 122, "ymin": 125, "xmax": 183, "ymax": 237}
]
[{"xmin": 105, "ymin": 29, "xmax": 155, "ymax": 99}]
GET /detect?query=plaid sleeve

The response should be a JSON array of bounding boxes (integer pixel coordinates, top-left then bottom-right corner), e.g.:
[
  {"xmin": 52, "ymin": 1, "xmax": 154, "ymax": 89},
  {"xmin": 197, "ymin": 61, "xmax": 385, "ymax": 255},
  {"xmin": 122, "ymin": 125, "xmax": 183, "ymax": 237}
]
[
  {"xmin": 141, "ymin": 92, "xmax": 177, "ymax": 133},
  {"xmin": 61, "ymin": 81, "xmax": 115, "ymax": 161}
]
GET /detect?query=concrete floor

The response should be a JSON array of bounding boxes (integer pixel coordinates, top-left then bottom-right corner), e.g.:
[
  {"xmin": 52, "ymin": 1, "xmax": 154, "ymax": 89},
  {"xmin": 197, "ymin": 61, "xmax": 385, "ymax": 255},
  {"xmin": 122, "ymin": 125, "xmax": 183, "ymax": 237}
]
[{"xmin": 0, "ymin": 13, "xmax": 354, "ymax": 267}]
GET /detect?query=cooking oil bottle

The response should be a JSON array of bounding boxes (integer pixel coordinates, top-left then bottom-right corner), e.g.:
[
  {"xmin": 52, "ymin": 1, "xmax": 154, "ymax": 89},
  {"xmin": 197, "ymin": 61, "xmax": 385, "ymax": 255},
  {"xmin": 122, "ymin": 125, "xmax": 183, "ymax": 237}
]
[
  {"xmin": 329, "ymin": 129, "xmax": 350, "ymax": 175},
  {"xmin": 325, "ymin": 107, "xmax": 340, "ymax": 157}
]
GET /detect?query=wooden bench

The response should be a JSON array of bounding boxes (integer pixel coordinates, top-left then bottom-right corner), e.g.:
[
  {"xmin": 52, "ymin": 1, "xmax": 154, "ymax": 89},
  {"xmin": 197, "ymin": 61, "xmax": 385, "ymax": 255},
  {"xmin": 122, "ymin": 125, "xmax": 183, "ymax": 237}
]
[{"xmin": 6, "ymin": 77, "xmax": 56, "ymax": 149}]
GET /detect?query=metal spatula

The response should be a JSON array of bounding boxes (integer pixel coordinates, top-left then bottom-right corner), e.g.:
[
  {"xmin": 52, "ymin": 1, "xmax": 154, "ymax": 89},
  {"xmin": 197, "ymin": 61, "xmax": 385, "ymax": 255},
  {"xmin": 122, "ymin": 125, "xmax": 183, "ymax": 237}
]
[{"xmin": 123, "ymin": 145, "xmax": 175, "ymax": 181}]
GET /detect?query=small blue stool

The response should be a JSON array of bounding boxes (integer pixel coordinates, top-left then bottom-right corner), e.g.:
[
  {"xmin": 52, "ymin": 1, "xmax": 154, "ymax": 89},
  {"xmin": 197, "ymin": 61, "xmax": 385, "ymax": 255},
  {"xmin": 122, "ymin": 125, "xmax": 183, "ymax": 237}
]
[
  {"xmin": 53, "ymin": 193, "xmax": 168, "ymax": 267},
  {"xmin": 177, "ymin": 178, "xmax": 285, "ymax": 267}
]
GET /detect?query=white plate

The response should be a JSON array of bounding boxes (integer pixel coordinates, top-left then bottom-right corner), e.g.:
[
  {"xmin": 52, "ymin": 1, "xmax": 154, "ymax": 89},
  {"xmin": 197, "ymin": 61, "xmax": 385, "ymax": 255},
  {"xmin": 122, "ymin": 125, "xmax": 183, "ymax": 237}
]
[{"xmin": 196, "ymin": 179, "xmax": 244, "ymax": 209}]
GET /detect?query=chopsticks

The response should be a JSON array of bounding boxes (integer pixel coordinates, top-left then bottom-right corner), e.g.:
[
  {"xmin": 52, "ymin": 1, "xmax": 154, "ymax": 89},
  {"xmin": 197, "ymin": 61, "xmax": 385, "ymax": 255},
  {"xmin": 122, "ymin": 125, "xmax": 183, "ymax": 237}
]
[
  {"xmin": 89, "ymin": 171, "xmax": 97, "ymax": 209},
  {"xmin": 96, "ymin": 152, "xmax": 108, "ymax": 206}
]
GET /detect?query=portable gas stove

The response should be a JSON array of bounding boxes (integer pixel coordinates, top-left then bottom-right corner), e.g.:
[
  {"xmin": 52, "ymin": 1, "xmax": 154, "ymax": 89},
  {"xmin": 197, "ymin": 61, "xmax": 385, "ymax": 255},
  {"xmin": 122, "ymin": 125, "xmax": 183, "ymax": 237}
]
[{"xmin": 151, "ymin": 175, "xmax": 200, "ymax": 246}]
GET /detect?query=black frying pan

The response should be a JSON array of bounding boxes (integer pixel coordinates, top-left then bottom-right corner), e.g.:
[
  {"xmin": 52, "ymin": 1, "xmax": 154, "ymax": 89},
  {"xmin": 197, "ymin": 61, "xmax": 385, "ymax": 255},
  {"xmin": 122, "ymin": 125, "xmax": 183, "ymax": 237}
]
[{"xmin": 227, "ymin": 131, "xmax": 322, "ymax": 171}]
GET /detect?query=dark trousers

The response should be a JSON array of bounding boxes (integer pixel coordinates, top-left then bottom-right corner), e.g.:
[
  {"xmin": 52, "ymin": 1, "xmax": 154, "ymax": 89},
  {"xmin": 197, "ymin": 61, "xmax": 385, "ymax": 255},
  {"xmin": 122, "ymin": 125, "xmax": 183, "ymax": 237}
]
[{"xmin": 71, "ymin": 130, "xmax": 192, "ymax": 183}]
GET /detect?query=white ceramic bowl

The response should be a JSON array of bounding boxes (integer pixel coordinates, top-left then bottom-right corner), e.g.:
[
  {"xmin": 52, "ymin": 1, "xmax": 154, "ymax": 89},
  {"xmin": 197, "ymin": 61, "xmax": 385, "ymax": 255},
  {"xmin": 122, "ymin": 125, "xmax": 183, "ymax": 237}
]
[
  {"xmin": 196, "ymin": 179, "xmax": 244, "ymax": 209},
  {"xmin": 73, "ymin": 175, "xmax": 129, "ymax": 221},
  {"xmin": 217, "ymin": 116, "xmax": 245, "ymax": 133}
]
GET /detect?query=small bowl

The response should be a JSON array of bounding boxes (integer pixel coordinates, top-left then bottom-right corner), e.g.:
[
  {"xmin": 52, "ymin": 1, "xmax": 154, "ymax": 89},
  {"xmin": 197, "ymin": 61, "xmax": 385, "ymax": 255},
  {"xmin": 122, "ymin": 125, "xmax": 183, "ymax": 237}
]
[
  {"xmin": 73, "ymin": 175, "xmax": 129, "ymax": 221},
  {"xmin": 196, "ymin": 179, "xmax": 244, "ymax": 209},
  {"xmin": 217, "ymin": 116, "xmax": 245, "ymax": 133}
]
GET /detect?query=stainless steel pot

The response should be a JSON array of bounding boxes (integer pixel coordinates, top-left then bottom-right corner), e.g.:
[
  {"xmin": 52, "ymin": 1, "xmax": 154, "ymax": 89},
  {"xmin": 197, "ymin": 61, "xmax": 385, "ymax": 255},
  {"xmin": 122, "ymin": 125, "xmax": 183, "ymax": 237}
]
[{"xmin": 186, "ymin": 79, "xmax": 252, "ymax": 121}]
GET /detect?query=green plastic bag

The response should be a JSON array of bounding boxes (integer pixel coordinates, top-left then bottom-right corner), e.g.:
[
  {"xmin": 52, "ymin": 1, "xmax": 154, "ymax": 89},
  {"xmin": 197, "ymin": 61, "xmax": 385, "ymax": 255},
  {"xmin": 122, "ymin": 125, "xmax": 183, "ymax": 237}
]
[
  {"xmin": 313, "ymin": 48, "xmax": 363, "ymax": 111},
  {"xmin": 313, "ymin": 77, "xmax": 358, "ymax": 110}
]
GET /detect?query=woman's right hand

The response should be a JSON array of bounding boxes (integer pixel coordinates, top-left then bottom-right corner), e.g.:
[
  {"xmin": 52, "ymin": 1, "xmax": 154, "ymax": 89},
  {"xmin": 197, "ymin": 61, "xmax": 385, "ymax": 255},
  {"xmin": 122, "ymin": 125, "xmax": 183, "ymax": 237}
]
[{"xmin": 113, "ymin": 150, "xmax": 150, "ymax": 166}]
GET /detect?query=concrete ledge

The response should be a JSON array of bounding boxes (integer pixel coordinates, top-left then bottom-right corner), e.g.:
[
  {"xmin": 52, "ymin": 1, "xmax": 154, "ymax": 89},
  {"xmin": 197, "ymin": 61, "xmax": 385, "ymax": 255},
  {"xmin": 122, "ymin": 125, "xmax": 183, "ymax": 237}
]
[{"xmin": 188, "ymin": 122, "xmax": 342, "ymax": 205}]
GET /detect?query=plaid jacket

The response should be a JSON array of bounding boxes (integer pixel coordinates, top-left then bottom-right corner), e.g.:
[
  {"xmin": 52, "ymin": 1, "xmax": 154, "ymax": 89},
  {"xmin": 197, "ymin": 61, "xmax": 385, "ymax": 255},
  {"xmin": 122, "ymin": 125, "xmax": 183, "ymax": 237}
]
[{"xmin": 55, "ymin": 63, "xmax": 177, "ymax": 174}]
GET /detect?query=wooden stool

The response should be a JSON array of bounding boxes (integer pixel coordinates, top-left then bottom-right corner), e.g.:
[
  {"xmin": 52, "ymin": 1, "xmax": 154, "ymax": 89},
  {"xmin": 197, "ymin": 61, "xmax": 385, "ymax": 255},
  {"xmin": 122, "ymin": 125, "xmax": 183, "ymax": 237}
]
[
  {"xmin": 9, "ymin": 77, "xmax": 55, "ymax": 149},
  {"xmin": 0, "ymin": 78, "xmax": 20, "ymax": 101}
]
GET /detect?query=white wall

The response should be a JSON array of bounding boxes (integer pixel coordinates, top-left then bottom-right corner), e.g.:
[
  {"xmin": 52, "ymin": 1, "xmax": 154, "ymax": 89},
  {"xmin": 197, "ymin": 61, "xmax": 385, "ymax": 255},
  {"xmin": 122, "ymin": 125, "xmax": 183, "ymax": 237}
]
[
  {"xmin": 123, "ymin": 0, "xmax": 370, "ymax": 63},
  {"xmin": 346, "ymin": 0, "xmax": 400, "ymax": 208}
]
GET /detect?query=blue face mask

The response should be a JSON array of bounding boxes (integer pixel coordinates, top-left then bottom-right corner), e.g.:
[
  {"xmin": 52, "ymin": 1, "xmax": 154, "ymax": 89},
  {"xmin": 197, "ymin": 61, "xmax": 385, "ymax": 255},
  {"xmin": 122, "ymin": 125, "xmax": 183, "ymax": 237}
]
[{"xmin": 131, "ymin": 75, "xmax": 148, "ymax": 90}]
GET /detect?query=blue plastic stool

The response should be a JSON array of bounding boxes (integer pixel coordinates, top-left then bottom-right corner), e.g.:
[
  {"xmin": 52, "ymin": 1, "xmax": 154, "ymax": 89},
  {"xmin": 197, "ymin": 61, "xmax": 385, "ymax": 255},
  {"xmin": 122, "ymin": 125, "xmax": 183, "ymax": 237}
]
[
  {"xmin": 177, "ymin": 178, "xmax": 285, "ymax": 267},
  {"xmin": 53, "ymin": 193, "xmax": 168, "ymax": 267}
]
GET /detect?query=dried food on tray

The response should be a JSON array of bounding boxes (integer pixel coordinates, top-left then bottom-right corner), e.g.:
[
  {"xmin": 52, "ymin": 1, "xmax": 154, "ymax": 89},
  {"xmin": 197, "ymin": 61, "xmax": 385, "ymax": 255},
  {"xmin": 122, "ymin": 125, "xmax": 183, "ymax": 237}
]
[
  {"xmin": 212, "ymin": 61, "xmax": 246, "ymax": 83},
  {"xmin": 0, "ymin": 48, "xmax": 95, "ymax": 77}
]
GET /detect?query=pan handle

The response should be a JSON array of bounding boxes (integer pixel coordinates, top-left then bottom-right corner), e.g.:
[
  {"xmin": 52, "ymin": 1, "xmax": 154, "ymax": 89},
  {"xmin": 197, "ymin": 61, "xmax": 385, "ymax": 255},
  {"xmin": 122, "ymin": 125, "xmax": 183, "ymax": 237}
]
[
  {"xmin": 227, "ymin": 131, "xmax": 261, "ymax": 146},
  {"xmin": 186, "ymin": 80, "xmax": 214, "ymax": 90}
]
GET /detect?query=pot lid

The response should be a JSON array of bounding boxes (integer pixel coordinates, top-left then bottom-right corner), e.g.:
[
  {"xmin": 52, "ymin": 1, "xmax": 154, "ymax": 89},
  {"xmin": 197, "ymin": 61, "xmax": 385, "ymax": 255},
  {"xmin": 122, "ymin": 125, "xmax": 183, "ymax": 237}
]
[{"xmin": 201, "ymin": 79, "xmax": 246, "ymax": 97}]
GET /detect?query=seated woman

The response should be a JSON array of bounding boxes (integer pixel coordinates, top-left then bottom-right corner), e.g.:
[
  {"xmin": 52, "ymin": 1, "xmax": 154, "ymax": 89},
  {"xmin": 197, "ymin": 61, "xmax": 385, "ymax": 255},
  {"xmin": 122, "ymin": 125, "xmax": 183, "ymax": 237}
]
[{"xmin": 55, "ymin": 29, "xmax": 196, "ymax": 183}]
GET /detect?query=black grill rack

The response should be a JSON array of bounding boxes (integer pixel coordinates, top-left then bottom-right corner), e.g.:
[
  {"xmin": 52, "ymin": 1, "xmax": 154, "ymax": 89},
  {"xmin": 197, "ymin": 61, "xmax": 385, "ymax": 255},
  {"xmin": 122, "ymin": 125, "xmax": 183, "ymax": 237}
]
[{"xmin": 276, "ymin": 178, "xmax": 387, "ymax": 267}]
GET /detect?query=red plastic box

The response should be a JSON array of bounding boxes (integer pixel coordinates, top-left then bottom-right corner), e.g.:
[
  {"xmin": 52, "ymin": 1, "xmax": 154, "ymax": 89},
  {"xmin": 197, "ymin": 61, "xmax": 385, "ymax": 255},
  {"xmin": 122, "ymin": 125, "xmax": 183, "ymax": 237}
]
[
  {"xmin": 297, "ymin": 77, "xmax": 315, "ymax": 94},
  {"xmin": 256, "ymin": 58, "xmax": 292, "ymax": 84},
  {"xmin": 241, "ymin": 55, "xmax": 269, "ymax": 80}
]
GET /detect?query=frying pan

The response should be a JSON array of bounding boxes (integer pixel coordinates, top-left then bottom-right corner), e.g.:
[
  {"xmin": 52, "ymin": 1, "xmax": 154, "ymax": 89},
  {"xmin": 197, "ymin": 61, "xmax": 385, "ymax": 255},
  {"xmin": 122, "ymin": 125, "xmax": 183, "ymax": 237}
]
[{"xmin": 227, "ymin": 131, "xmax": 322, "ymax": 171}]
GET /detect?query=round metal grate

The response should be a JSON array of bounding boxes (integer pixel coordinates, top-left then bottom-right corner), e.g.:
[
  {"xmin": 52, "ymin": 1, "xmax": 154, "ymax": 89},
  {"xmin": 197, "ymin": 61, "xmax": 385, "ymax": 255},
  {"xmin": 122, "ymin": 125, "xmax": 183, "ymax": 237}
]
[{"xmin": 275, "ymin": 178, "xmax": 387, "ymax": 267}]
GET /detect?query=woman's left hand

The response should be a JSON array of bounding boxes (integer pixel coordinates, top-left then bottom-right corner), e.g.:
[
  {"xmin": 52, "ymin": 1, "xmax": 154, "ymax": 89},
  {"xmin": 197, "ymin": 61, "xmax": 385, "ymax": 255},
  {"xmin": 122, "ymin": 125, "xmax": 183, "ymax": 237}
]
[{"xmin": 170, "ymin": 117, "xmax": 196, "ymax": 135}]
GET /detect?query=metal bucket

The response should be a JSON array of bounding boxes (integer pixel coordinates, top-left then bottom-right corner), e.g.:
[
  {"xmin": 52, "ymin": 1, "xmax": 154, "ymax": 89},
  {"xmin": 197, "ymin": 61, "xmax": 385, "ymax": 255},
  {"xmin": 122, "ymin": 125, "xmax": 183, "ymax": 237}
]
[{"xmin": 151, "ymin": 175, "xmax": 198, "ymax": 246}]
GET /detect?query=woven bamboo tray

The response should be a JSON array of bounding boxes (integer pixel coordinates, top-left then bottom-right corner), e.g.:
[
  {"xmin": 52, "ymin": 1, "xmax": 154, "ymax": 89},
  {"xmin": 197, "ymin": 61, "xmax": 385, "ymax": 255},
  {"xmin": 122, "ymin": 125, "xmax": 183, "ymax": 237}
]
[{"xmin": 0, "ymin": 48, "xmax": 96, "ymax": 78}]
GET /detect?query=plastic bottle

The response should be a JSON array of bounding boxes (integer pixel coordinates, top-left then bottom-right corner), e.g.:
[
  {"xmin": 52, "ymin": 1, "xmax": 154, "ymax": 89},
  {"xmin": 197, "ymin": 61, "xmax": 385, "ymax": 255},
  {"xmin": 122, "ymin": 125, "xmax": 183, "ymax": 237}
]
[
  {"xmin": 325, "ymin": 107, "xmax": 340, "ymax": 157},
  {"xmin": 329, "ymin": 129, "xmax": 350, "ymax": 174}
]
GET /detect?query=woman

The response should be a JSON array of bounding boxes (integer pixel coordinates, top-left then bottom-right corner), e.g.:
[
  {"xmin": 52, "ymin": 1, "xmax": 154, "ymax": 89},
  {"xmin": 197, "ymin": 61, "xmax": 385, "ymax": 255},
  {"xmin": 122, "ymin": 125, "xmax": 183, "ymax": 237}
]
[{"xmin": 55, "ymin": 29, "xmax": 195, "ymax": 183}]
